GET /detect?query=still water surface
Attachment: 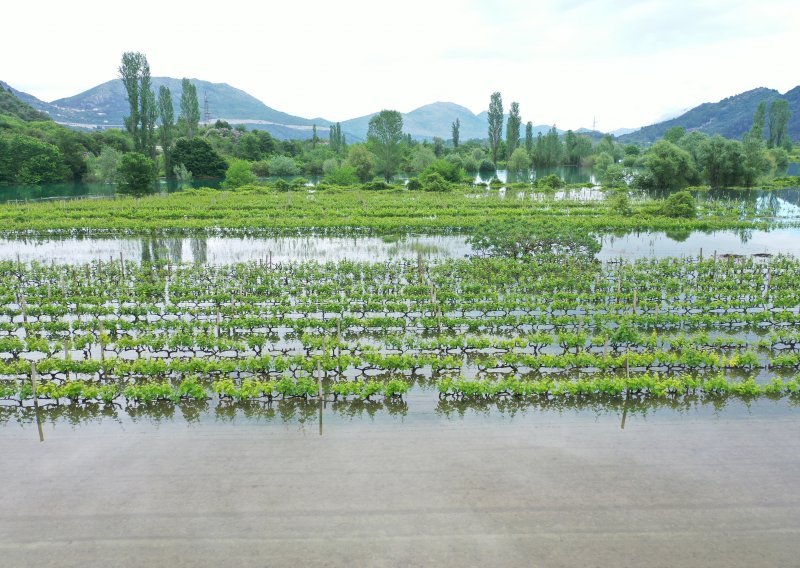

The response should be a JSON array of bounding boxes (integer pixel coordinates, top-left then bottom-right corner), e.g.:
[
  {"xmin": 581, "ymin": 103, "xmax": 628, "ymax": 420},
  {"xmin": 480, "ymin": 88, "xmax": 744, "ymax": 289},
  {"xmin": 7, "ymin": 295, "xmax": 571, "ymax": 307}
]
[{"xmin": 2, "ymin": 229, "xmax": 800, "ymax": 264}]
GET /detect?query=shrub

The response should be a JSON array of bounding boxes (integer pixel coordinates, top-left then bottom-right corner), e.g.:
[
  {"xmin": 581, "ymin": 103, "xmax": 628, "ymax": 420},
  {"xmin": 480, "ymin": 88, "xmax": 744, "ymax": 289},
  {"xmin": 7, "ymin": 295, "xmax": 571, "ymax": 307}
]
[
  {"xmin": 268, "ymin": 155, "xmax": 300, "ymax": 176},
  {"xmin": 325, "ymin": 165, "xmax": 358, "ymax": 186},
  {"xmin": 222, "ymin": 159, "xmax": 256, "ymax": 189},
  {"xmin": 407, "ymin": 177, "xmax": 423, "ymax": 190},
  {"xmin": 118, "ymin": 152, "xmax": 156, "ymax": 196},
  {"xmin": 362, "ymin": 180, "xmax": 393, "ymax": 191},
  {"xmin": 251, "ymin": 160, "xmax": 270, "ymax": 177},
  {"xmin": 462, "ymin": 157, "xmax": 479, "ymax": 173},
  {"xmin": 421, "ymin": 172, "xmax": 451, "ymax": 192},
  {"xmin": 661, "ymin": 190, "xmax": 697, "ymax": 218},
  {"xmin": 421, "ymin": 158, "xmax": 463, "ymax": 182},
  {"xmin": 534, "ymin": 174, "xmax": 565, "ymax": 189},
  {"xmin": 507, "ymin": 148, "xmax": 531, "ymax": 172},
  {"xmin": 603, "ymin": 164, "xmax": 626, "ymax": 189},
  {"xmin": 172, "ymin": 137, "xmax": 227, "ymax": 178},
  {"xmin": 478, "ymin": 159, "xmax": 496, "ymax": 172}
]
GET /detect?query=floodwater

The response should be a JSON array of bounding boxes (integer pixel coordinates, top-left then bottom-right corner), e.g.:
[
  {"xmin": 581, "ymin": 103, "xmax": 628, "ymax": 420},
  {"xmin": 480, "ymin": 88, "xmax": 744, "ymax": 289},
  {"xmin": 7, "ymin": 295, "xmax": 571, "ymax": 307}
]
[
  {"xmin": 1, "ymin": 394, "xmax": 798, "ymax": 567},
  {"xmin": 1, "ymin": 228, "xmax": 800, "ymax": 264}
]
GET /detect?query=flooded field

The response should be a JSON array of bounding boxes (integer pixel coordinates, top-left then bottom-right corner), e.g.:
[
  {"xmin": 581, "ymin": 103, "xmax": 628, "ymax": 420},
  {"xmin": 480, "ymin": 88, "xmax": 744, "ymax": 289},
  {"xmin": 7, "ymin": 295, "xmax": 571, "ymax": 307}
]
[
  {"xmin": 2, "ymin": 227, "xmax": 800, "ymax": 264},
  {"xmin": 1, "ymin": 396, "xmax": 798, "ymax": 567}
]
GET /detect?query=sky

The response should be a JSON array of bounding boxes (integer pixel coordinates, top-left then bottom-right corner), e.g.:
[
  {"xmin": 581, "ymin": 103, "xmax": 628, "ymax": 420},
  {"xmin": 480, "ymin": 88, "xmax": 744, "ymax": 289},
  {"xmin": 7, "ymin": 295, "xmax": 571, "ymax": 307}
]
[{"xmin": 3, "ymin": 0, "xmax": 799, "ymax": 131}]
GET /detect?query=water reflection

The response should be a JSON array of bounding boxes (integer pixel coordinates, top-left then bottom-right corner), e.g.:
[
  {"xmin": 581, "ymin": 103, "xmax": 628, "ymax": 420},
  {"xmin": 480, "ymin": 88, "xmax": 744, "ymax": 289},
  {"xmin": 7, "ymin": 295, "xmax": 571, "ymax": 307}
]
[
  {"xmin": 0, "ymin": 179, "xmax": 224, "ymax": 204},
  {"xmin": 2, "ymin": 395, "xmax": 792, "ymax": 438},
  {"xmin": 3, "ymin": 227, "xmax": 800, "ymax": 264}
]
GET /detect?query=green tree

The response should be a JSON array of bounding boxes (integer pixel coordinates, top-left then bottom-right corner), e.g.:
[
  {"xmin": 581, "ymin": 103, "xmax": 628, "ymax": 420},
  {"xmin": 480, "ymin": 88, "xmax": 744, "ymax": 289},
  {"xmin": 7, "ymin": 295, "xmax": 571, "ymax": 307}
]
[
  {"xmin": 506, "ymin": 101, "xmax": 521, "ymax": 156},
  {"xmin": 663, "ymin": 126, "xmax": 686, "ymax": 144},
  {"xmin": 222, "ymin": 158, "xmax": 256, "ymax": 189},
  {"xmin": 768, "ymin": 99, "xmax": 791, "ymax": 149},
  {"xmin": 564, "ymin": 130, "xmax": 592, "ymax": 166},
  {"xmin": 594, "ymin": 152, "xmax": 614, "ymax": 178},
  {"xmin": 312, "ymin": 124, "xmax": 318, "ymax": 149},
  {"xmin": 367, "ymin": 109, "xmax": 404, "ymax": 181},
  {"xmin": 507, "ymin": 147, "xmax": 530, "ymax": 172},
  {"xmin": 119, "ymin": 52, "xmax": 143, "ymax": 151},
  {"xmin": 86, "ymin": 146, "xmax": 121, "ymax": 183},
  {"xmin": 325, "ymin": 164, "xmax": 358, "ymax": 186},
  {"xmin": 532, "ymin": 127, "xmax": 563, "ymax": 167},
  {"xmin": 118, "ymin": 52, "xmax": 156, "ymax": 159},
  {"xmin": 157, "ymin": 85, "xmax": 175, "ymax": 179},
  {"xmin": 329, "ymin": 122, "xmax": 345, "ymax": 154},
  {"xmin": 750, "ymin": 101, "xmax": 766, "ymax": 141},
  {"xmin": 422, "ymin": 158, "xmax": 463, "ymax": 182},
  {"xmin": 698, "ymin": 135, "xmax": 747, "ymax": 188},
  {"xmin": 139, "ymin": 65, "xmax": 157, "ymax": 163},
  {"xmin": 640, "ymin": 140, "xmax": 697, "ymax": 190},
  {"xmin": 525, "ymin": 122, "xmax": 533, "ymax": 155},
  {"xmin": 661, "ymin": 190, "xmax": 696, "ymax": 218},
  {"xmin": 487, "ymin": 92, "xmax": 503, "ymax": 165},
  {"xmin": 0, "ymin": 132, "xmax": 65, "ymax": 183},
  {"xmin": 268, "ymin": 155, "xmax": 299, "ymax": 176},
  {"xmin": 180, "ymin": 78, "xmax": 201, "ymax": 139},
  {"xmin": 171, "ymin": 138, "xmax": 227, "ymax": 177},
  {"xmin": 345, "ymin": 144, "xmax": 375, "ymax": 182},
  {"xmin": 118, "ymin": 152, "xmax": 156, "ymax": 196},
  {"xmin": 451, "ymin": 118, "xmax": 460, "ymax": 148},
  {"xmin": 410, "ymin": 146, "xmax": 436, "ymax": 173},
  {"xmin": 743, "ymin": 106, "xmax": 768, "ymax": 185}
]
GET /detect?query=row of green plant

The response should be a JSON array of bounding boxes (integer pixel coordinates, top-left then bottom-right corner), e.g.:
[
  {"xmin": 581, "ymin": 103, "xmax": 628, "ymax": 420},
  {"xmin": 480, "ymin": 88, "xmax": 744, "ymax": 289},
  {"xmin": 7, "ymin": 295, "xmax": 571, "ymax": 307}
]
[
  {"xmin": 2, "ymin": 345, "xmax": 798, "ymax": 380},
  {"xmin": 0, "ymin": 375, "xmax": 407, "ymax": 404},
  {"xmin": 438, "ymin": 373, "xmax": 799, "ymax": 399},
  {"xmin": 2, "ymin": 373, "xmax": 797, "ymax": 407}
]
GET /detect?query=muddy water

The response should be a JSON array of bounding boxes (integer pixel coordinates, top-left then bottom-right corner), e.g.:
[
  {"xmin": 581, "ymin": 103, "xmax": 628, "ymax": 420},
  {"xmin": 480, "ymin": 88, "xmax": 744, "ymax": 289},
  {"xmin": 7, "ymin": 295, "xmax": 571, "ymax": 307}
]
[{"xmin": 1, "ymin": 396, "xmax": 798, "ymax": 567}]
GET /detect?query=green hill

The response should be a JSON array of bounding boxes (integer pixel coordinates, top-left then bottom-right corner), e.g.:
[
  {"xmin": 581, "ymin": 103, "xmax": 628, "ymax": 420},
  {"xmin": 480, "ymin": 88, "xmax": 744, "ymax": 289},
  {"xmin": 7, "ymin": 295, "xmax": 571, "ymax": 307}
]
[
  {"xmin": 621, "ymin": 87, "xmax": 799, "ymax": 143},
  {"xmin": 0, "ymin": 81, "xmax": 51, "ymax": 122}
]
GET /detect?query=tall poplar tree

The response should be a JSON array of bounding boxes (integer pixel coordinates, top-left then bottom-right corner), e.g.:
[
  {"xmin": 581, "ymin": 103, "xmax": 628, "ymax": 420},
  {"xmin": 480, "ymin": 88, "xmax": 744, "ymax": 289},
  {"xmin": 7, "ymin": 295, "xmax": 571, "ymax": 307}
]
[
  {"xmin": 119, "ymin": 52, "xmax": 142, "ymax": 150},
  {"xmin": 180, "ymin": 78, "xmax": 201, "ymax": 139},
  {"xmin": 119, "ymin": 51, "xmax": 156, "ymax": 160},
  {"xmin": 768, "ymin": 99, "xmax": 791, "ymax": 149},
  {"xmin": 506, "ymin": 102, "xmax": 521, "ymax": 156},
  {"xmin": 158, "ymin": 85, "xmax": 175, "ymax": 179},
  {"xmin": 525, "ymin": 121, "xmax": 533, "ymax": 155},
  {"xmin": 451, "ymin": 118, "xmax": 460, "ymax": 148},
  {"xmin": 139, "ymin": 61, "xmax": 157, "ymax": 163},
  {"xmin": 487, "ymin": 92, "xmax": 503, "ymax": 165}
]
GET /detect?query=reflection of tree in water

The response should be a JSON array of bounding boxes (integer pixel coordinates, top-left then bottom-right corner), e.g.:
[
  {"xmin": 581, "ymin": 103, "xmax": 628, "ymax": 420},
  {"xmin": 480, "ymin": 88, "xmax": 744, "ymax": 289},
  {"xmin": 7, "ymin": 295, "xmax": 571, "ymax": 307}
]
[
  {"xmin": 140, "ymin": 237, "xmax": 184, "ymax": 263},
  {"xmin": 190, "ymin": 237, "xmax": 208, "ymax": 264},
  {"xmin": 734, "ymin": 228, "xmax": 753, "ymax": 244},
  {"xmin": 505, "ymin": 170, "xmax": 531, "ymax": 184},
  {"xmin": 664, "ymin": 227, "xmax": 692, "ymax": 242}
]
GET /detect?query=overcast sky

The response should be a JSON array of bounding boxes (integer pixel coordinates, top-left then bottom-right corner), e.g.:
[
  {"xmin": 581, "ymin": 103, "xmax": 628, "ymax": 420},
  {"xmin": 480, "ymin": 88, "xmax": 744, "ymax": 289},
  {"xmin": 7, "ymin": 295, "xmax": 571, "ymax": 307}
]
[{"xmin": 3, "ymin": 0, "xmax": 798, "ymax": 131}]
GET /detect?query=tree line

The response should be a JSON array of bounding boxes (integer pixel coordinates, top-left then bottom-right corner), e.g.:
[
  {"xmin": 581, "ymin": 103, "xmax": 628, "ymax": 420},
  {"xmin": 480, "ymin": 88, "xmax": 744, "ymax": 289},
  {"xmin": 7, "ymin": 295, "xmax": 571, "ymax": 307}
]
[{"xmin": 0, "ymin": 54, "xmax": 795, "ymax": 192}]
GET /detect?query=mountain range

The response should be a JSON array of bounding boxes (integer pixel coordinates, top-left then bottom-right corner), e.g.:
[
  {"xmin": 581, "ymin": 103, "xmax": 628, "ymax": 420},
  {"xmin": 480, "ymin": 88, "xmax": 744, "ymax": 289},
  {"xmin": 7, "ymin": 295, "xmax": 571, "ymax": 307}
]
[
  {"xmin": 3, "ymin": 78, "xmax": 799, "ymax": 143},
  {"xmin": 619, "ymin": 87, "xmax": 800, "ymax": 143}
]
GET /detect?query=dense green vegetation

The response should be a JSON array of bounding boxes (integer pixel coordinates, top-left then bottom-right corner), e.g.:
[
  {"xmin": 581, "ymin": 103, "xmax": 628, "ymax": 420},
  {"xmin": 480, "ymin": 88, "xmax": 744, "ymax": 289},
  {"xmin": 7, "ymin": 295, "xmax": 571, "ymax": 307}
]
[
  {"xmin": 2, "ymin": 53, "xmax": 796, "ymax": 193},
  {"xmin": 0, "ymin": 183, "xmax": 772, "ymax": 236}
]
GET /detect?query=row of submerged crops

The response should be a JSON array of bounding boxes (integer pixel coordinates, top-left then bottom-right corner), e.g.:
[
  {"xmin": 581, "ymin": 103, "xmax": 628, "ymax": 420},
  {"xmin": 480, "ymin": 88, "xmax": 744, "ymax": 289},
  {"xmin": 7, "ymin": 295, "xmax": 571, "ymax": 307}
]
[
  {"xmin": 0, "ymin": 185, "xmax": 774, "ymax": 236},
  {"xmin": 3, "ymin": 254, "xmax": 800, "ymax": 410}
]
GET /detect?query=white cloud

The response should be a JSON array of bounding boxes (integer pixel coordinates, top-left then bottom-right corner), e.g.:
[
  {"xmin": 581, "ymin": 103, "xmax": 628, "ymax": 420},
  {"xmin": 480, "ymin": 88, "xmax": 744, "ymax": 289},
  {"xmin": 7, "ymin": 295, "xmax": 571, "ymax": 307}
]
[{"xmin": 2, "ymin": 0, "xmax": 798, "ymax": 130}]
